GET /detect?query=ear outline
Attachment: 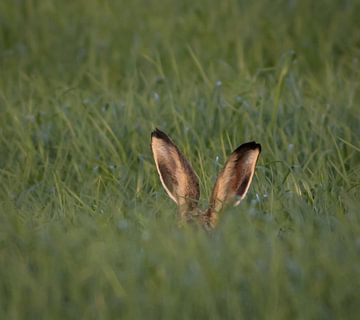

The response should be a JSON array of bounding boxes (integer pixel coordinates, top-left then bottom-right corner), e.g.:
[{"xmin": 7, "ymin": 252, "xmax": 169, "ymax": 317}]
[
  {"xmin": 209, "ymin": 141, "xmax": 261, "ymax": 214},
  {"xmin": 151, "ymin": 128, "xmax": 200, "ymax": 212}
]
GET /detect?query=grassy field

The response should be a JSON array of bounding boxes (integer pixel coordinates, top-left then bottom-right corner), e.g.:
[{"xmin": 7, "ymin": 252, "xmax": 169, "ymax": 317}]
[{"xmin": 1, "ymin": 0, "xmax": 360, "ymax": 318}]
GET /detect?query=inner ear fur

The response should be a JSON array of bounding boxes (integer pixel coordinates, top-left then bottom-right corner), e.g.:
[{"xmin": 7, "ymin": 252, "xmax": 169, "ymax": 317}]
[
  {"xmin": 209, "ymin": 141, "xmax": 261, "ymax": 213},
  {"xmin": 151, "ymin": 128, "xmax": 200, "ymax": 211}
]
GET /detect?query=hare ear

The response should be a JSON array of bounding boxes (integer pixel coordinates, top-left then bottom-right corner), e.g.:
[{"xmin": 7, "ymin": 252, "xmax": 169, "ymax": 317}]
[
  {"xmin": 209, "ymin": 142, "xmax": 261, "ymax": 213},
  {"xmin": 151, "ymin": 129, "xmax": 200, "ymax": 211}
]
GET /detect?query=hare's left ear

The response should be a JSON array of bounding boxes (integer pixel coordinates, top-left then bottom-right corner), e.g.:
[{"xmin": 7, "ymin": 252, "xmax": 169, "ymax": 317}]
[
  {"xmin": 151, "ymin": 128, "xmax": 200, "ymax": 213},
  {"xmin": 209, "ymin": 142, "xmax": 261, "ymax": 214}
]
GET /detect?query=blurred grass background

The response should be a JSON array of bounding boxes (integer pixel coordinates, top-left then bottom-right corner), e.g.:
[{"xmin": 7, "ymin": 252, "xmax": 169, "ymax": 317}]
[{"xmin": 1, "ymin": 0, "xmax": 360, "ymax": 318}]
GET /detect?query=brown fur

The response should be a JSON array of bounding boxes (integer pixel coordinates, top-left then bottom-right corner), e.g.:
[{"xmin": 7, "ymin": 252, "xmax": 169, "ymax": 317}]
[{"xmin": 151, "ymin": 129, "xmax": 261, "ymax": 229}]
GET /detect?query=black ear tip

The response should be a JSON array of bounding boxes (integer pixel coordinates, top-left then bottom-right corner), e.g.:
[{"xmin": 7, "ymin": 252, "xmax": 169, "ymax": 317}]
[
  {"xmin": 250, "ymin": 141, "xmax": 261, "ymax": 152},
  {"xmin": 151, "ymin": 128, "xmax": 172, "ymax": 142},
  {"xmin": 151, "ymin": 128, "xmax": 165, "ymax": 138},
  {"xmin": 234, "ymin": 141, "xmax": 262, "ymax": 153}
]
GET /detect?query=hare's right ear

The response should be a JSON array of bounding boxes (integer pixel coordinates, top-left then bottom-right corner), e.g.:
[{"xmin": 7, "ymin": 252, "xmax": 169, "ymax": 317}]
[{"xmin": 151, "ymin": 129, "xmax": 200, "ymax": 212}]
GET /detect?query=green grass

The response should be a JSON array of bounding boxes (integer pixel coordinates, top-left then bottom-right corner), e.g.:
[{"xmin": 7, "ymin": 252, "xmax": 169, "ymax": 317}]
[{"xmin": 1, "ymin": 0, "xmax": 360, "ymax": 318}]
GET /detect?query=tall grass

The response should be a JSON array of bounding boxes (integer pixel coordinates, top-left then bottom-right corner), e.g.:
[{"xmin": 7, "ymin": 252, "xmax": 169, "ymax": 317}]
[{"xmin": 1, "ymin": 0, "xmax": 360, "ymax": 318}]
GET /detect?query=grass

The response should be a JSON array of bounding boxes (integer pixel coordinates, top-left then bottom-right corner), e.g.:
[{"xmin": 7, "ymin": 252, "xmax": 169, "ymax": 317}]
[{"xmin": 1, "ymin": 0, "xmax": 360, "ymax": 318}]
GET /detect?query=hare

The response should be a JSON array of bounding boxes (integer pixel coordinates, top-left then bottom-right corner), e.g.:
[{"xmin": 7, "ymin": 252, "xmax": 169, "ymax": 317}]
[{"xmin": 151, "ymin": 128, "xmax": 261, "ymax": 230}]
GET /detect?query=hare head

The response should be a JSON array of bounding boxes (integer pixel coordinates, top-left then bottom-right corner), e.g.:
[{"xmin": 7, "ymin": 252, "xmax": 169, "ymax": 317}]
[{"xmin": 151, "ymin": 129, "xmax": 261, "ymax": 230}]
